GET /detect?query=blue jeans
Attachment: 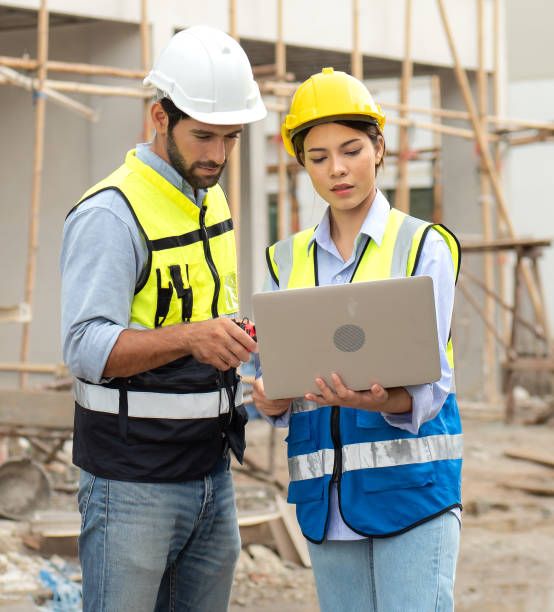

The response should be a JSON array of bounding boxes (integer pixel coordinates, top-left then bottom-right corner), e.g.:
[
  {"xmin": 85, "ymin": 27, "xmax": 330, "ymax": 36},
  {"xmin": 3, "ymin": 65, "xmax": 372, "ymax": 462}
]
[
  {"xmin": 307, "ymin": 512, "xmax": 460, "ymax": 612},
  {"xmin": 77, "ymin": 456, "xmax": 240, "ymax": 612}
]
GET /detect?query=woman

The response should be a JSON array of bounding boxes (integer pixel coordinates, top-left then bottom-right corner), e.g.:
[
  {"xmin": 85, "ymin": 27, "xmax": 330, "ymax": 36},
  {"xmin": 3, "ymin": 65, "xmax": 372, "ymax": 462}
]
[{"xmin": 253, "ymin": 68, "xmax": 462, "ymax": 612}]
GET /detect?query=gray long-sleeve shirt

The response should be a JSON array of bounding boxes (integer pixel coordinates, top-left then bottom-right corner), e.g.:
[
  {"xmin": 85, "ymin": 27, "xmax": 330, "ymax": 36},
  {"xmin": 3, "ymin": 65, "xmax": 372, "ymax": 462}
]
[{"xmin": 60, "ymin": 143, "xmax": 206, "ymax": 383}]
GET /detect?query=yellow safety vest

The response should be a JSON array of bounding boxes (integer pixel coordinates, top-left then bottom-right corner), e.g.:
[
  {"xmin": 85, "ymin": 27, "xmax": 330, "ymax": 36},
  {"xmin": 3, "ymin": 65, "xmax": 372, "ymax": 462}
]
[
  {"xmin": 266, "ymin": 207, "xmax": 460, "ymax": 369},
  {"xmin": 75, "ymin": 149, "xmax": 238, "ymax": 327},
  {"xmin": 70, "ymin": 150, "xmax": 245, "ymax": 482}
]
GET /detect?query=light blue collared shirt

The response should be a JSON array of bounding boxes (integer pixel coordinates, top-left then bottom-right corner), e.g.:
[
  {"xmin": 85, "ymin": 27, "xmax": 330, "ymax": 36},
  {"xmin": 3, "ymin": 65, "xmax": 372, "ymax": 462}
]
[
  {"xmin": 256, "ymin": 189, "xmax": 458, "ymax": 539},
  {"xmin": 60, "ymin": 143, "xmax": 205, "ymax": 383}
]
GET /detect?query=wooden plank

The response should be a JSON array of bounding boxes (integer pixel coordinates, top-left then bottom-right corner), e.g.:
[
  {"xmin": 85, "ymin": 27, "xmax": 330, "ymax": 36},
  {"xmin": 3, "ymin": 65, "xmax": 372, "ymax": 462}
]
[
  {"xmin": 0, "ymin": 390, "xmax": 74, "ymax": 429},
  {"xmin": 461, "ymin": 237, "xmax": 552, "ymax": 252},
  {"xmin": 238, "ymin": 511, "xmax": 282, "ymax": 527},
  {"xmin": 503, "ymin": 449, "xmax": 554, "ymax": 469},
  {"xmin": 274, "ymin": 495, "xmax": 311, "ymax": 568},
  {"xmin": 500, "ymin": 481, "xmax": 554, "ymax": 497},
  {"xmin": 268, "ymin": 515, "xmax": 303, "ymax": 566},
  {"xmin": 502, "ymin": 358, "xmax": 554, "ymax": 372}
]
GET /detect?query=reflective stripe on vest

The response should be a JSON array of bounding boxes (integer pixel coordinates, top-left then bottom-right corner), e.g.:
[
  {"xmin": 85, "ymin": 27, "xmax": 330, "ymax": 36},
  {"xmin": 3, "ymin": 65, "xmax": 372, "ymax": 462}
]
[
  {"xmin": 73, "ymin": 378, "xmax": 243, "ymax": 418},
  {"xmin": 288, "ymin": 433, "xmax": 463, "ymax": 482}
]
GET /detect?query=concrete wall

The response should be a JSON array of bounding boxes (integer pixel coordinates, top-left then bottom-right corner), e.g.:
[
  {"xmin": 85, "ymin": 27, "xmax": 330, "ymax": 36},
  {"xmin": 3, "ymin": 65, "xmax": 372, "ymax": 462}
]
[
  {"xmin": 0, "ymin": 20, "xmax": 143, "ymax": 386},
  {"xmin": 505, "ymin": 0, "xmax": 554, "ymax": 325},
  {"xmin": 2, "ymin": 0, "xmax": 496, "ymax": 69}
]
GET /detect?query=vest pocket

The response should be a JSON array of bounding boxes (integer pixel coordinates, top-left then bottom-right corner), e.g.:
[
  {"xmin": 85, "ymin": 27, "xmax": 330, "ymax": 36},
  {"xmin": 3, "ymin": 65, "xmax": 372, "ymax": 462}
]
[
  {"xmin": 285, "ymin": 412, "xmax": 316, "ymax": 451},
  {"xmin": 361, "ymin": 462, "xmax": 436, "ymax": 493},
  {"xmin": 169, "ymin": 264, "xmax": 193, "ymax": 322},
  {"xmin": 287, "ymin": 478, "xmax": 324, "ymax": 504},
  {"xmin": 155, "ymin": 268, "xmax": 173, "ymax": 327}
]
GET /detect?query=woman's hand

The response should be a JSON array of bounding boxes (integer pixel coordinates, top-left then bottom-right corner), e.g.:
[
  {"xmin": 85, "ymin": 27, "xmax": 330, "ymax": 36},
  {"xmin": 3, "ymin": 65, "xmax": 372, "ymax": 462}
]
[
  {"xmin": 252, "ymin": 377, "xmax": 293, "ymax": 417},
  {"xmin": 304, "ymin": 372, "xmax": 412, "ymax": 414}
]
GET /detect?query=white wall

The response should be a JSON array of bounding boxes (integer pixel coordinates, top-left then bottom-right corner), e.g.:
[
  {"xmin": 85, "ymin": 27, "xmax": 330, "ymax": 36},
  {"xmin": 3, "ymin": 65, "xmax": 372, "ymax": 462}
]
[
  {"xmin": 506, "ymin": 80, "xmax": 554, "ymax": 317},
  {"xmin": 2, "ymin": 0, "xmax": 496, "ymax": 70},
  {"xmin": 505, "ymin": 0, "xmax": 554, "ymax": 334}
]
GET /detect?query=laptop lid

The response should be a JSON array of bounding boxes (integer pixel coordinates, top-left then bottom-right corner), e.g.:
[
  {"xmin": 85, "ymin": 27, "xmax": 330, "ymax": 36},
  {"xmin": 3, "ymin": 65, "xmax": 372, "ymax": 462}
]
[{"xmin": 252, "ymin": 275, "xmax": 441, "ymax": 400}]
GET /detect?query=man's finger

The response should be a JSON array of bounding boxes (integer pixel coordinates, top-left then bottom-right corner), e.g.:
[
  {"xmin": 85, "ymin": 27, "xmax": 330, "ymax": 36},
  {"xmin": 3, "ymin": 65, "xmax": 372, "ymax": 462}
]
[
  {"xmin": 226, "ymin": 319, "xmax": 258, "ymax": 353},
  {"xmin": 225, "ymin": 340, "xmax": 252, "ymax": 364}
]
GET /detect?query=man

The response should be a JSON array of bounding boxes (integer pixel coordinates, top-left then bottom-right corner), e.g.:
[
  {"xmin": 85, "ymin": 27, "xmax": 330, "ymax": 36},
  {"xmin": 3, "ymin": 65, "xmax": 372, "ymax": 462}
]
[{"xmin": 61, "ymin": 25, "xmax": 266, "ymax": 611}]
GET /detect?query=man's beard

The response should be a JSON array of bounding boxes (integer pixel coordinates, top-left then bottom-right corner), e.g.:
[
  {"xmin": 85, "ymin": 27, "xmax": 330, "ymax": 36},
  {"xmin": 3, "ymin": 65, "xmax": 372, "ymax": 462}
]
[{"xmin": 166, "ymin": 129, "xmax": 226, "ymax": 189}]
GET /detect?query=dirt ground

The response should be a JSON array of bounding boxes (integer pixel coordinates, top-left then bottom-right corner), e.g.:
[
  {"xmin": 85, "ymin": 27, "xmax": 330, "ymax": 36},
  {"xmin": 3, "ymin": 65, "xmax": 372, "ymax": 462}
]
[
  {"xmin": 0, "ymin": 402, "xmax": 553, "ymax": 611},
  {"xmin": 230, "ymin": 407, "xmax": 554, "ymax": 612}
]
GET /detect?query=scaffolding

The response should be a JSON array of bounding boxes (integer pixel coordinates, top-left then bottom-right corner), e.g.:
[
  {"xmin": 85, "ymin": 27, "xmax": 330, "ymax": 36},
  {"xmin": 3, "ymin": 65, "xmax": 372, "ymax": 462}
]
[{"xmin": 0, "ymin": 0, "xmax": 553, "ymax": 424}]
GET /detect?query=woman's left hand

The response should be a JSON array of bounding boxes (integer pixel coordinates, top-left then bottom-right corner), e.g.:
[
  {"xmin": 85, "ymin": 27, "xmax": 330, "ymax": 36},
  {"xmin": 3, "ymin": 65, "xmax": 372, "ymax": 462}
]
[{"xmin": 305, "ymin": 373, "xmax": 412, "ymax": 413}]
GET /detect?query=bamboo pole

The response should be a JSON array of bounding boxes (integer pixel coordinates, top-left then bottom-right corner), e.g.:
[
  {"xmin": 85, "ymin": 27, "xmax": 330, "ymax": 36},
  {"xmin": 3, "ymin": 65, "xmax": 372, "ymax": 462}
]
[
  {"xmin": 0, "ymin": 66, "xmax": 97, "ymax": 120},
  {"xmin": 276, "ymin": 0, "xmax": 287, "ymax": 240},
  {"xmin": 431, "ymin": 75, "xmax": 443, "ymax": 223},
  {"xmin": 436, "ymin": 0, "xmax": 543, "ymax": 323},
  {"xmin": 380, "ymin": 100, "xmax": 554, "ymax": 132},
  {"xmin": 396, "ymin": 0, "xmax": 412, "ymax": 213},
  {"xmin": 478, "ymin": 0, "xmax": 497, "ymax": 400},
  {"xmin": 351, "ymin": 0, "xmax": 363, "ymax": 80},
  {"xmin": 460, "ymin": 268, "xmax": 547, "ymax": 341},
  {"xmin": 20, "ymin": 0, "xmax": 49, "ymax": 389},
  {"xmin": 457, "ymin": 283, "xmax": 514, "ymax": 357},
  {"xmin": 3, "ymin": 52, "xmax": 551, "ymax": 133},
  {"xmin": 228, "ymin": 0, "xmax": 241, "ymax": 256},
  {"xmin": 0, "ymin": 55, "xmax": 295, "ymax": 82},
  {"xmin": 43, "ymin": 79, "xmax": 151, "ymax": 98},
  {"xmin": 0, "ymin": 55, "xmax": 147, "ymax": 79},
  {"xmin": 0, "ymin": 363, "xmax": 60, "ymax": 374},
  {"xmin": 267, "ymin": 0, "xmax": 289, "ymax": 477},
  {"xmin": 508, "ymin": 131, "xmax": 554, "ymax": 146},
  {"xmin": 140, "ymin": 0, "xmax": 152, "ymax": 142},
  {"xmin": 259, "ymin": 81, "xmax": 502, "ymax": 141},
  {"xmin": 388, "ymin": 115, "xmax": 499, "ymax": 141}
]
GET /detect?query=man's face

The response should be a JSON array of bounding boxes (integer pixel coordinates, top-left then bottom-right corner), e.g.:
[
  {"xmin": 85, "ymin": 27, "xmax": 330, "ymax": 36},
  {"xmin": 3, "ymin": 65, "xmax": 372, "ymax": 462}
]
[{"xmin": 166, "ymin": 117, "xmax": 243, "ymax": 190}]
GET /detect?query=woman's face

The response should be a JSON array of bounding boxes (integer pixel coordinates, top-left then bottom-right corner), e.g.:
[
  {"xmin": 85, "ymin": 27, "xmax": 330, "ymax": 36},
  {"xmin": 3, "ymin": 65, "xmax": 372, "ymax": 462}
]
[{"xmin": 302, "ymin": 122, "xmax": 384, "ymax": 215}]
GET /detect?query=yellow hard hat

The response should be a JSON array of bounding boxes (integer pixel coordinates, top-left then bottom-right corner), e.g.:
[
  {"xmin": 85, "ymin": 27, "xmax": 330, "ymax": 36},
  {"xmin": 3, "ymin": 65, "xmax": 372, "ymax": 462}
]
[{"xmin": 281, "ymin": 67, "xmax": 386, "ymax": 157}]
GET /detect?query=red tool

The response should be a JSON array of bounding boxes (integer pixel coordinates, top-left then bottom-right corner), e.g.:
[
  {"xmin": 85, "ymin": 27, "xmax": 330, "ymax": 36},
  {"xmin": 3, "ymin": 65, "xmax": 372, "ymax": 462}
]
[{"xmin": 234, "ymin": 318, "xmax": 257, "ymax": 342}]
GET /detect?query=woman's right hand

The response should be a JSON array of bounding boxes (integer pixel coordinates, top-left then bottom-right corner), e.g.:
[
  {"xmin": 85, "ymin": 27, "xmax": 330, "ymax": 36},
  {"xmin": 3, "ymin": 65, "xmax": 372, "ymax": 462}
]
[{"xmin": 252, "ymin": 377, "xmax": 293, "ymax": 417}]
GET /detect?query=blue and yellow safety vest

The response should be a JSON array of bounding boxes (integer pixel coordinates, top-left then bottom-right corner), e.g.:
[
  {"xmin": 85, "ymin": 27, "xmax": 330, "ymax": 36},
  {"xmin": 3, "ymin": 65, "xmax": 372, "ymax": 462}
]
[{"xmin": 266, "ymin": 207, "xmax": 463, "ymax": 541}]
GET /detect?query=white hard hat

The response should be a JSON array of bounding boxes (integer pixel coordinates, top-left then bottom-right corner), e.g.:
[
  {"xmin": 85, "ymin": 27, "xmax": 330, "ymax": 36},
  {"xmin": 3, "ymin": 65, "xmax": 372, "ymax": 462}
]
[{"xmin": 144, "ymin": 25, "xmax": 267, "ymax": 125}]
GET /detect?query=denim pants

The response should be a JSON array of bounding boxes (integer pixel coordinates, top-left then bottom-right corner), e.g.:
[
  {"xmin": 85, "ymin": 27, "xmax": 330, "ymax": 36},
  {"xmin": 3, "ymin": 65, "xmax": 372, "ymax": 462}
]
[
  {"xmin": 77, "ymin": 456, "xmax": 241, "ymax": 612},
  {"xmin": 307, "ymin": 511, "xmax": 460, "ymax": 612}
]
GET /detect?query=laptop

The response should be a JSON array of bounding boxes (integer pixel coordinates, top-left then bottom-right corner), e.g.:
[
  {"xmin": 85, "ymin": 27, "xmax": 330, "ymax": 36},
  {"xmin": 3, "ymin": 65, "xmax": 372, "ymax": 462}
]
[{"xmin": 251, "ymin": 276, "xmax": 441, "ymax": 400}]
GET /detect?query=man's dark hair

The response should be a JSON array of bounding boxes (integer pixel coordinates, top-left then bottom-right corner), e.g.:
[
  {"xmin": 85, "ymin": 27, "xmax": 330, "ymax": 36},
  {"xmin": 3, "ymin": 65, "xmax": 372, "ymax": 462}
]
[{"xmin": 160, "ymin": 97, "xmax": 190, "ymax": 131}]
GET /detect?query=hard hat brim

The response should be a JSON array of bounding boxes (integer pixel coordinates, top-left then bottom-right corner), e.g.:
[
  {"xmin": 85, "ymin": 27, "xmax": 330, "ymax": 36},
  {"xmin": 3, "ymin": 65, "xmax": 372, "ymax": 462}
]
[{"xmin": 143, "ymin": 76, "xmax": 267, "ymax": 126}]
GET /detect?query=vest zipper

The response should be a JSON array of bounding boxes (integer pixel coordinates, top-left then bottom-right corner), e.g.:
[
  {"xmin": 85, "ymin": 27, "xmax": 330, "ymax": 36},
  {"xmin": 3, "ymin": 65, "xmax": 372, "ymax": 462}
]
[
  {"xmin": 199, "ymin": 204, "xmax": 221, "ymax": 318},
  {"xmin": 330, "ymin": 405, "xmax": 342, "ymax": 483}
]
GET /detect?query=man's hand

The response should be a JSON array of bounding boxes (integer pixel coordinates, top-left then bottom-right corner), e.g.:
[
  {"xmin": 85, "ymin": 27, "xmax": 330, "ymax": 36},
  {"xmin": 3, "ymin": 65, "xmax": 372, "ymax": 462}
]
[
  {"xmin": 252, "ymin": 377, "xmax": 293, "ymax": 417},
  {"xmin": 184, "ymin": 318, "xmax": 258, "ymax": 371},
  {"xmin": 304, "ymin": 372, "xmax": 412, "ymax": 414}
]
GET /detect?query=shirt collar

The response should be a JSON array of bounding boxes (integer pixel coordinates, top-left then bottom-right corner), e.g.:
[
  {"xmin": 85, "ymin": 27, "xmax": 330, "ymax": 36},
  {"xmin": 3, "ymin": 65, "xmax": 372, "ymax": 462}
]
[
  {"xmin": 135, "ymin": 142, "xmax": 206, "ymax": 207},
  {"xmin": 307, "ymin": 189, "xmax": 391, "ymax": 254}
]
